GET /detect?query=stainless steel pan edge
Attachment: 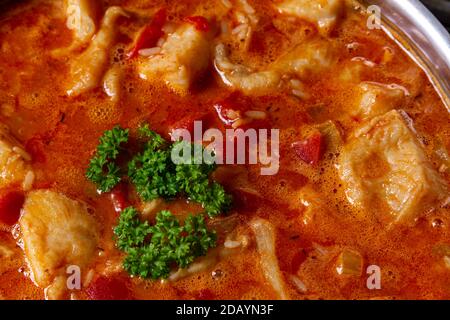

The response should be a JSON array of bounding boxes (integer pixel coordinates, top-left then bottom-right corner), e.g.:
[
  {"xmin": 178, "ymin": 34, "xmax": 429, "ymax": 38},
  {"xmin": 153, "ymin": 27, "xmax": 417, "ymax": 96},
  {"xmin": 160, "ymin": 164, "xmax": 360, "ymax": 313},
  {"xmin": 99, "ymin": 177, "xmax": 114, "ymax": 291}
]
[{"xmin": 363, "ymin": 0, "xmax": 450, "ymax": 110}]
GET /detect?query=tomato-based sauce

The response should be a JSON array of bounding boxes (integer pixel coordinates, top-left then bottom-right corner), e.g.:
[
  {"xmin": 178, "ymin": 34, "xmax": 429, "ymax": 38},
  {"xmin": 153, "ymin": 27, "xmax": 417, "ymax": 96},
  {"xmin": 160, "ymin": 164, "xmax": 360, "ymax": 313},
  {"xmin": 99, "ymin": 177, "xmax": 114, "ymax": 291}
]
[{"xmin": 0, "ymin": 0, "xmax": 449, "ymax": 300}]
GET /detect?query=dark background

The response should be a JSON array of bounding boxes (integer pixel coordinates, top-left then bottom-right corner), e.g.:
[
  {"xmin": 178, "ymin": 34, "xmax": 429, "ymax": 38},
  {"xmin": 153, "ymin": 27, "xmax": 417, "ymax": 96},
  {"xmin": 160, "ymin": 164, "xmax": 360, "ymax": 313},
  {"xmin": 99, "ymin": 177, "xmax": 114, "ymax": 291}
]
[{"xmin": 421, "ymin": 0, "xmax": 450, "ymax": 30}]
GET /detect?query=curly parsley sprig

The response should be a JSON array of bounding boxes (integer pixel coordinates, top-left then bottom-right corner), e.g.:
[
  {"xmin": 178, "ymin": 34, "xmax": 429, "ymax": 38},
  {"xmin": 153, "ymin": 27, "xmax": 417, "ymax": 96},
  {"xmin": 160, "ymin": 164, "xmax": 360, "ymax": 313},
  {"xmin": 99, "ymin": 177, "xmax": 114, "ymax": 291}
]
[
  {"xmin": 86, "ymin": 126, "xmax": 129, "ymax": 192},
  {"xmin": 127, "ymin": 127, "xmax": 178, "ymax": 202},
  {"xmin": 114, "ymin": 207, "xmax": 217, "ymax": 279},
  {"xmin": 128, "ymin": 127, "xmax": 232, "ymax": 217},
  {"xmin": 86, "ymin": 124, "xmax": 232, "ymax": 215},
  {"xmin": 86, "ymin": 124, "xmax": 233, "ymax": 279}
]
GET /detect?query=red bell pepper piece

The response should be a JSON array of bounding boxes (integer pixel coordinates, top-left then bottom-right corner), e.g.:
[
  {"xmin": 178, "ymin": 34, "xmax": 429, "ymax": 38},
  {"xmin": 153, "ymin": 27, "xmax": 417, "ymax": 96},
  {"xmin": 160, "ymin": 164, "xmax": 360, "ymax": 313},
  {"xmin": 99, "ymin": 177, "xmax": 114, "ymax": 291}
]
[
  {"xmin": 86, "ymin": 276, "xmax": 133, "ymax": 300},
  {"xmin": 0, "ymin": 190, "xmax": 25, "ymax": 225},
  {"xmin": 127, "ymin": 8, "xmax": 167, "ymax": 59},
  {"xmin": 213, "ymin": 92, "xmax": 252, "ymax": 126},
  {"xmin": 168, "ymin": 112, "xmax": 212, "ymax": 141},
  {"xmin": 213, "ymin": 92, "xmax": 270, "ymax": 130},
  {"xmin": 292, "ymin": 132, "xmax": 324, "ymax": 165},
  {"xmin": 109, "ymin": 184, "xmax": 129, "ymax": 214}
]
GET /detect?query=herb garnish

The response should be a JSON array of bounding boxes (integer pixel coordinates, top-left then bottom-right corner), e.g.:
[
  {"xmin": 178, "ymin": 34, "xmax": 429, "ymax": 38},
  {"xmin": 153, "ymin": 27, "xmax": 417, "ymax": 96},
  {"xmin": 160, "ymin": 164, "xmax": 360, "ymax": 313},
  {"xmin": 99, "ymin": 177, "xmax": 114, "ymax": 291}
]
[
  {"xmin": 86, "ymin": 126, "xmax": 129, "ymax": 192},
  {"xmin": 114, "ymin": 207, "xmax": 217, "ymax": 279},
  {"xmin": 86, "ymin": 125, "xmax": 232, "ymax": 279}
]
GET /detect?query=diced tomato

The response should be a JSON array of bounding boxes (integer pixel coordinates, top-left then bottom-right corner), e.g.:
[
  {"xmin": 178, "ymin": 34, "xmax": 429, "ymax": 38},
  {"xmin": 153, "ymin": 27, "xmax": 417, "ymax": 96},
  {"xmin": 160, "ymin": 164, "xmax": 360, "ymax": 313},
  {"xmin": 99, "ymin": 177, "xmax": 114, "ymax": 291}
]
[
  {"xmin": 185, "ymin": 16, "xmax": 210, "ymax": 32},
  {"xmin": 213, "ymin": 92, "xmax": 252, "ymax": 126},
  {"xmin": 109, "ymin": 184, "xmax": 128, "ymax": 214},
  {"xmin": 0, "ymin": 190, "xmax": 25, "ymax": 225},
  {"xmin": 86, "ymin": 276, "xmax": 133, "ymax": 300},
  {"xmin": 213, "ymin": 103, "xmax": 234, "ymax": 126},
  {"xmin": 25, "ymin": 136, "xmax": 46, "ymax": 163},
  {"xmin": 213, "ymin": 92, "xmax": 270, "ymax": 130},
  {"xmin": 168, "ymin": 112, "xmax": 212, "ymax": 141},
  {"xmin": 127, "ymin": 8, "xmax": 167, "ymax": 59},
  {"xmin": 292, "ymin": 132, "xmax": 324, "ymax": 165}
]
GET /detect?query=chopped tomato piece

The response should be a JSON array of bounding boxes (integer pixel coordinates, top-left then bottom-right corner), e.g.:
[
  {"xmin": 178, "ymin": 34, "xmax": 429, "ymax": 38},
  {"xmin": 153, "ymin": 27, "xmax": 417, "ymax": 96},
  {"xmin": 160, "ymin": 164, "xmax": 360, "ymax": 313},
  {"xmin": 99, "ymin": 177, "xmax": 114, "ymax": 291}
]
[
  {"xmin": 213, "ymin": 92, "xmax": 253, "ymax": 126},
  {"xmin": 0, "ymin": 190, "xmax": 25, "ymax": 225},
  {"xmin": 127, "ymin": 8, "xmax": 167, "ymax": 59},
  {"xmin": 213, "ymin": 92, "xmax": 271, "ymax": 130},
  {"xmin": 213, "ymin": 103, "xmax": 235, "ymax": 126},
  {"xmin": 292, "ymin": 132, "xmax": 324, "ymax": 165},
  {"xmin": 168, "ymin": 112, "xmax": 212, "ymax": 141},
  {"xmin": 185, "ymin": 16, "xmax": 210, "ymax": 32},
  {"xmin": 110, "ymin": 184, "xmax": 128, "ymax": 214},
  {"xmin": 86, "ymin": 276, "xmax": 133, "ymax": 300}
]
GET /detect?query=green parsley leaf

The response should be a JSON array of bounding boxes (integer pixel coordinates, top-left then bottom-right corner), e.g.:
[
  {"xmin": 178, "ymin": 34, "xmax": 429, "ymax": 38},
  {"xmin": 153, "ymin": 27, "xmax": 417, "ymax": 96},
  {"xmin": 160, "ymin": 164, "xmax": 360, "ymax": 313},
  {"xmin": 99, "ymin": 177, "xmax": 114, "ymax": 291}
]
[
  {"xmin": 175, "ymin": 160, "xmax": 232, "ymax": 217},
  {"xmin": 114, "ymin": 208, "xmax": 217, "ymax": 280},
  {"xmin": 86, "ymin": 126, "xmax": 129, "ymax": 192},
  {"xmin": 114, "ymin": 207, "xmax": 151, "ymax": 250},
  {"xmin": 138, "ymin": 123, "xmax": 166, "ymax": 150},
  {"xmin": 127, "ymin": 136, "xmax": 179, "ymax": 201},
  {"xmin": 128, "ymin": 130, "xmax": 232, "ymax": 217}
]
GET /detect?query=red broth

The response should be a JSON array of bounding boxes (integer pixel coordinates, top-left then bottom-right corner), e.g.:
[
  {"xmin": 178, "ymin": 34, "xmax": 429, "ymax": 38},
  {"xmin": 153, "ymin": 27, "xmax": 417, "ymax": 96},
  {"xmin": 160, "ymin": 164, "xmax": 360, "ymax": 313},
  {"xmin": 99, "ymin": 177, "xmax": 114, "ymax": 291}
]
[{"xmin": 0, "ymin": 0, "xmax": 449, "ymax": 300}]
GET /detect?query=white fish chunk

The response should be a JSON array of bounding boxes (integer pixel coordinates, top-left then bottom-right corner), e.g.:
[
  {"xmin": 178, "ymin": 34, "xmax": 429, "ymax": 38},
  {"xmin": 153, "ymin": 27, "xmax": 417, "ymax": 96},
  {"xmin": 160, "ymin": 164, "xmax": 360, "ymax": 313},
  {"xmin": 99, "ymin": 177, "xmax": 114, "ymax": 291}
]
[
  {"xmin": 19, "ymin": 190, "xmax": 99, "ymax": 290},
  {"xmin": 67, "ymin": 6, "xmax": 127, "ymax": 96},
  {"xmin": 351, "ymin": 82, "xmax": 406, "ymax": 120},
  {"xmin": 275, "ymin": 0, "xmax": 344, "ymax": 35},
  {"xmin": 338, "ymin": 110, "xmax": 448, "ymax": 224},
  {"xmin": 0, "ymin": 124, "xmax": 32, "ymax": 190},
  {"xmin": 139, "ymin": 23, "xmax": 212, "ymax": 94},
  {"xmin": 66, "ymin": 0, "xmax": 99, "ymax": 44}
]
